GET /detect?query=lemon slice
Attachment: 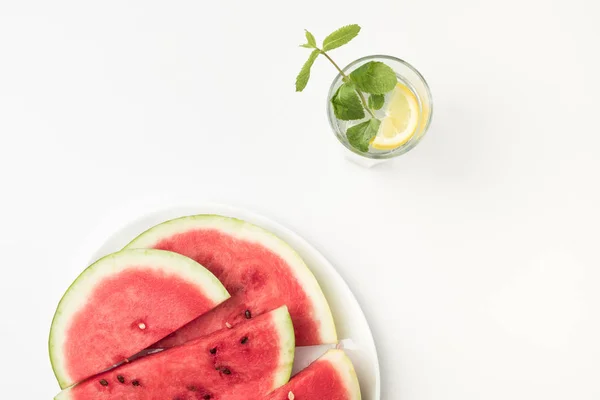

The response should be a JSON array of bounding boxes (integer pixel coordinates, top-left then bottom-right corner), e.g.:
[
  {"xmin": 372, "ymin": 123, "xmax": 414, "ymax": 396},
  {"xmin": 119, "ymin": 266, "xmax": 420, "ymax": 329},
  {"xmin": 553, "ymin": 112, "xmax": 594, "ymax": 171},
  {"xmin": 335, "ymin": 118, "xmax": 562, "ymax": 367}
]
[{"xmin": 371, "ymin": 82, "xmax": 419, "ymax": 150}]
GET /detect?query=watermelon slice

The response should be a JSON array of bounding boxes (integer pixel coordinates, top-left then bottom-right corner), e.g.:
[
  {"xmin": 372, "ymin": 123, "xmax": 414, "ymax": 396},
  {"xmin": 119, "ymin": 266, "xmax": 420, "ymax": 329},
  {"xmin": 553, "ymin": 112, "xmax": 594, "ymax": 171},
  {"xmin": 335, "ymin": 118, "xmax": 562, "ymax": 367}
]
[
  {"xmin": 124, "ymin": 215, "xmax": 337, "ymax": 347},
  {"xmin": 55, "ymin": 306, "xmax": 295, "ymax": 400},
  {"xmin": 49, "ymin": 249, "xmax": 230, "ymax": 389},
  {"xmin": 265, "ymin": 349, "xmax": 361, "ymax": 400}
]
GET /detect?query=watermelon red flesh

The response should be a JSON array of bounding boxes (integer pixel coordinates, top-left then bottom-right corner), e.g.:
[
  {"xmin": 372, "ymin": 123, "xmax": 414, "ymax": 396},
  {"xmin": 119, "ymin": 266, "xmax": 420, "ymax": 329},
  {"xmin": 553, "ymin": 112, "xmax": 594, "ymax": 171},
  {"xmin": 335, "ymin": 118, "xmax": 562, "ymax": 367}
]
[
  {"xmin": 125, "ymin": 216, "xmax": 337, "ymax": 347},
  {"xmin": 264, "ymin": 349, "xmax": 361, "ymax": 400},
  {"xmin": 65, "ymin": 269, "xmax": 216, "ymax": 378},
  {"xmin": 49, "ymin": 249, "xmax": 230, "ymax": 389},
  {"xmin": 154, "ymin": 230, "xmax": 316, "ymax": 346},
  {"xmin": 55, "ymin": 306, "xmax": 295, "ymax": 400}
]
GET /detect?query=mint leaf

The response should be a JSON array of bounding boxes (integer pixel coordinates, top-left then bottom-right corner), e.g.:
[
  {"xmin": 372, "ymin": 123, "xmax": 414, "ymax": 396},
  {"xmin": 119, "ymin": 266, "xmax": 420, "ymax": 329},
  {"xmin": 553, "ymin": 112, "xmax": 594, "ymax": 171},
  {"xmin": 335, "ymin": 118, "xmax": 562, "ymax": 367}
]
[
  {"xmin": 295, "ymin": 49, "xmax": 320, "ymax": 92},
  {"xmin": 349, "ymin": 61, "xmax": 397, "ymax": 94},
  {"xmin": 322, "ymin": 24, "xmax": 361, "ymax": 51},
  {"xmin": 368, "ymin": 94, "xmax": 385, "ymax": 110},
  {"xmin": 331, "ymin": 83, "xmax": 365, "ymax": 121},
  {"xmin": 305, "ymin": 30, "xmax": 317, "ymax": 48},
  {"xmin": 300, "ymin": 44, "xmax": 314, "ymax": 48},
  {"xmin": 346, "ymin": 118, "xmax": 381, "ymax": 152}
]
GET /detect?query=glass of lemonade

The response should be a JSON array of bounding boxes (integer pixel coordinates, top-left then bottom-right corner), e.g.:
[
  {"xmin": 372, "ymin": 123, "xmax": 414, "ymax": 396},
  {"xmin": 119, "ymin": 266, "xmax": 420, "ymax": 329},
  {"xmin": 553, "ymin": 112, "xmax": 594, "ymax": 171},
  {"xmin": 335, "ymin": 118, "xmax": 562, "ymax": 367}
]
[{"xmin": 327, "ymin": 55, "xmax": 433, "ymax": 164}]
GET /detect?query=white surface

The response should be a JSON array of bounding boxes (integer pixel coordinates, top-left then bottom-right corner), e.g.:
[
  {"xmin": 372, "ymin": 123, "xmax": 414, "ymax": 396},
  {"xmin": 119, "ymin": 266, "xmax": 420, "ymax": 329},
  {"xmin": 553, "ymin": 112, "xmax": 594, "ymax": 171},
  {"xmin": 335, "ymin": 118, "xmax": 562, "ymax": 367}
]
[
  {"xmin": 86, "ymin": 204, "xmax": 380, "ymax": 399},
  {"xmin": 0, "ymin": 1, "xmax": 599, "ymax": 399}
]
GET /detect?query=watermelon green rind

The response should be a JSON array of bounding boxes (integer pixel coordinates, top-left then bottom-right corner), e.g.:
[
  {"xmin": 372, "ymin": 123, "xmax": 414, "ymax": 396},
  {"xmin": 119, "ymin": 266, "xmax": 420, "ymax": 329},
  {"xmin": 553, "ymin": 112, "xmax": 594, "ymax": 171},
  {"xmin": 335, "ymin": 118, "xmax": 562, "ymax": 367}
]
[
  {"xmin": 49, "ymin": 248, "xmax": 230, "ymax": 389},
  {"xmin": 320, "ymin": 350, "xmax": 362, "ymax": 400},
  {"xmin": 267, "ymin": 349, "xmax": 361, "ymax": 400},
  {"xmin": 124, "ymin": 214, "xmax": 338, "ymax": 344},
  {"xmin": 271, "ymin": 305, "xmax": 296, "ymax": 389}
]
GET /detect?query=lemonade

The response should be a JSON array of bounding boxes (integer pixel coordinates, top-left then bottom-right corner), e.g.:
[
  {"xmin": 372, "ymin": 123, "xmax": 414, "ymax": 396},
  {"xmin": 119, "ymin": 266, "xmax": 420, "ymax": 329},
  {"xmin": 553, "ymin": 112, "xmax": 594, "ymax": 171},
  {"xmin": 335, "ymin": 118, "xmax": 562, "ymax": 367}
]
[
  {"xmin": 327, "ymin": 55, "xmax": 433, "ymax": 160},
  {"xmin": 295, "ymin": 26, "xmax": 433, "ymax": 161},
  {"xmin": 337, "ymin": 79, "xmax": 421, "ymax": 152}
]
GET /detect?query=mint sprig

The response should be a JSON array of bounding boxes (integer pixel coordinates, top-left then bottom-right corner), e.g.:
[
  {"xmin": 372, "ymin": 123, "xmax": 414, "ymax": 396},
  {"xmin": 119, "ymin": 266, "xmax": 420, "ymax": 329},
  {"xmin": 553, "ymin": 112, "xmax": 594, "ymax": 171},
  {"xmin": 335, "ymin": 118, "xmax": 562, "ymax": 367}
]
[
  {"xmin": 350, "ymin": 61, "xmax": 397, "ymax": 95},
  {"xmin": 331, "ymin": 83, "xmax": 364, "ymax": 121},
  {"xmin": 295, "ymin": 49, "xmax": 320, "ymax": 92},
  {"xmin": 346, "ymin": 118, "xmax": 381, "ymax": 152},
  {"xmin": 322, "ymin": 24, "xmax": 361, "ymax": 51},
  {"xmin": 301, "ymin": 30, "xmax": 317, "ymax": 49},
  {"xmin": 368, "ymin": 94, "xmax": 385, "ymax": 110},
  {"xmin": 295, "ymin": 24, "xmax": 399, "ymax": 152}
]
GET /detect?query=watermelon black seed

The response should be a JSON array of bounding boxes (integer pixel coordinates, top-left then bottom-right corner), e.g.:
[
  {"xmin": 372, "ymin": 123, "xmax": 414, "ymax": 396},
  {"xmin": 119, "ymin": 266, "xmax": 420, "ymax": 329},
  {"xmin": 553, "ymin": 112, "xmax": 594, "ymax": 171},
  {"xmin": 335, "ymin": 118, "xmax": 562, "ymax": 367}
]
[
  {"xmin": 241, "ymin": 336, "xmax": 248, "ymax": 344},
  {"xmin": 209, "ymin": 347, "xmax": 217, "ymax": 354},
  {"xmin": 99, "ymin": 379, "xmax": 108, "ymax": 386},
  {"xmin": 117, "ymin": 375, "xmax": 125, "ymax": 383},
  {"xmin": 215, "ymin": 366, "xmax": 231, "ymax": 375},
  {"xmin": 204, "ymin": 395, "xmax": 211, "ymax": 399},
  {"xmin": 245, "ymin": 310, "xmax": 251, "ymax": 319},
  {"xmin": 132, "ymin": 380, "xmax": 140, "ymax": 386}
]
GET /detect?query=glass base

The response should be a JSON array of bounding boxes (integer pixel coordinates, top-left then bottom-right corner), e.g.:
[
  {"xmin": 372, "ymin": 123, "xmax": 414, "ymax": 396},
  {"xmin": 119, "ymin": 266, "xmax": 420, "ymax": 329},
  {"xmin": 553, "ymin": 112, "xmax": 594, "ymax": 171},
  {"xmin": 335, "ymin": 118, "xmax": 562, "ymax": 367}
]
[{"xmin": 340, "ymin": 147, "xmax": 389, "ymax": 168}]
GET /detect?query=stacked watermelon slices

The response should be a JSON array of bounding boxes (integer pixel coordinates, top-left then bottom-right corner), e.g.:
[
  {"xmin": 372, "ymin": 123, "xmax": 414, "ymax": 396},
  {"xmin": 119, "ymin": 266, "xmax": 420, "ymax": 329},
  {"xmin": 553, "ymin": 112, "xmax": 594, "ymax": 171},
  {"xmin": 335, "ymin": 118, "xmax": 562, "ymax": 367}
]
[{"xmin": 49, "ymin": 215, "xmax": 362, "ymax": 400}]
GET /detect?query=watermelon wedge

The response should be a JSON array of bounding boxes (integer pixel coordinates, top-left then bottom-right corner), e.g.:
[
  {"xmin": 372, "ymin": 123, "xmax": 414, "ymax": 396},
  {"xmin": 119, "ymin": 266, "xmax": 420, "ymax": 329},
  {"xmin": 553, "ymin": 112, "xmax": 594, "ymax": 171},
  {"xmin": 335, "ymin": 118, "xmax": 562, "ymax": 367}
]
[
  {"xmin": 55, "ymin": 306, "xmax": 296, "ymax": 400},
  {"xmin": 124, "ymin": 215, "xmax": 337, "ymax": 347},
  {"xmin": 264, "ymin": 349, "xmax": 361, "ymax": 400},
  {"xmin": 49, "ymin": 249, "xmax": 230, "ymax": 389}
]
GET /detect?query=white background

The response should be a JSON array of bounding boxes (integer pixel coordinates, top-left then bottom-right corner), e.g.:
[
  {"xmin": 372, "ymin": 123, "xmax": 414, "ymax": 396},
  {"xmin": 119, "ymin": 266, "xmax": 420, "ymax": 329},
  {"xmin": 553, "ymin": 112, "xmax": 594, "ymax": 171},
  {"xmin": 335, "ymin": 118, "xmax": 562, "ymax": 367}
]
[{"xmin": 0, "ymin": 1, "xmax": 599, "ymax": 399}]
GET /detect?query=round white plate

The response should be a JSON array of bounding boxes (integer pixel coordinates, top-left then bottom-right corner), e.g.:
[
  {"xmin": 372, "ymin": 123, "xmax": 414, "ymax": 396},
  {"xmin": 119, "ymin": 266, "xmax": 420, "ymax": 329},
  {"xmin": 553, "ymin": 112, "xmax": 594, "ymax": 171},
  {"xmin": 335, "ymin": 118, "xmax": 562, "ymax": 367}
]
[{"xmin": 83, "ymin": 204, "xmax": 380, "ymax": 400}]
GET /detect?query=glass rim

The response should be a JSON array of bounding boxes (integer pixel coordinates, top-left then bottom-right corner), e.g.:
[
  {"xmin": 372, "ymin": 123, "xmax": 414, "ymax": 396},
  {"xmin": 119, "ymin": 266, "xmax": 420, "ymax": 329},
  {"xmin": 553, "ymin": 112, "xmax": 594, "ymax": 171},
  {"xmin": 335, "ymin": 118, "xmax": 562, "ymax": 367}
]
[{"xmin": 326, "ymin": 54, "xmax": 434, "ymax": 160}]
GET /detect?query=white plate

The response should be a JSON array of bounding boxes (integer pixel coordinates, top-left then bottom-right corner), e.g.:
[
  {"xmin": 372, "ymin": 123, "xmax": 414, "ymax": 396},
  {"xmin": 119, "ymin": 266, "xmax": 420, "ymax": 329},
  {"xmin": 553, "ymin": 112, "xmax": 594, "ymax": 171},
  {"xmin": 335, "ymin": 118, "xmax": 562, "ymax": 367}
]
[{"xmin": 83, "ymin": 204, "xmax": 380, "ymax": 400}]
